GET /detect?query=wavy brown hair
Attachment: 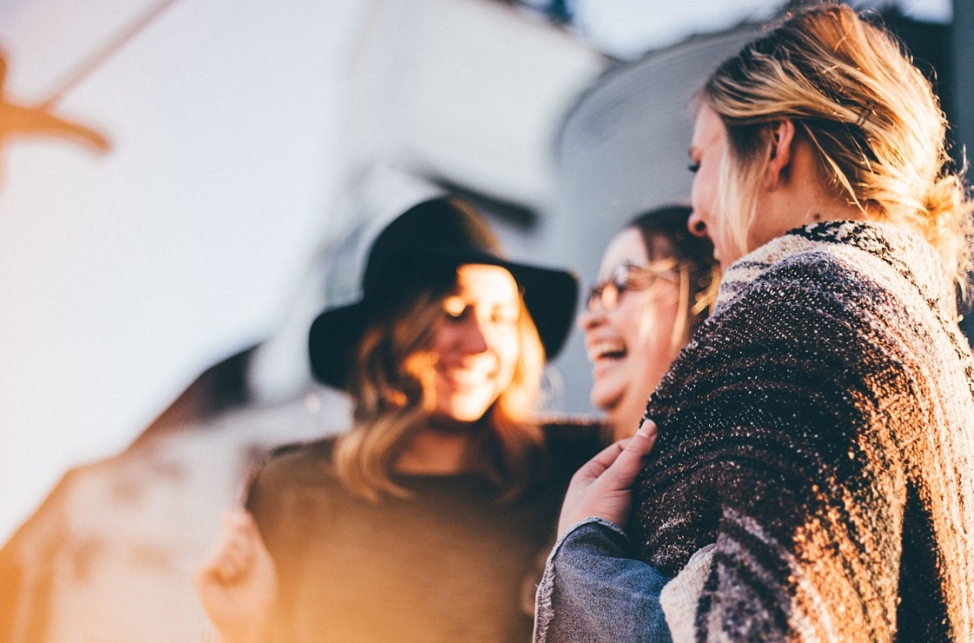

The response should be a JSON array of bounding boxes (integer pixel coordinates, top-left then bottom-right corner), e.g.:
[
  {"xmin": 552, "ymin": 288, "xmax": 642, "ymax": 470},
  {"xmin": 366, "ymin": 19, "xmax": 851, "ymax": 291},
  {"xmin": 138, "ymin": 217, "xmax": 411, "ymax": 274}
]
[
  {"xmin": 333, "ymin": 271, "xmax": 547, "ymax": 502},
  {"xmin": 698, "ymin": 3, "xmax": 973, "ymax": 301}
]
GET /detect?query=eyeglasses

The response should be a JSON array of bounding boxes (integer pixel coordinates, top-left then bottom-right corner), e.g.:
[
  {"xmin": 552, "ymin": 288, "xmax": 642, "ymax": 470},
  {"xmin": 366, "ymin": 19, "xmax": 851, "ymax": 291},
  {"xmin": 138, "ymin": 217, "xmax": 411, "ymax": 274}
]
[{"xmin": 586, "ymin": 261, "xmax": 680, "ymax": 312}]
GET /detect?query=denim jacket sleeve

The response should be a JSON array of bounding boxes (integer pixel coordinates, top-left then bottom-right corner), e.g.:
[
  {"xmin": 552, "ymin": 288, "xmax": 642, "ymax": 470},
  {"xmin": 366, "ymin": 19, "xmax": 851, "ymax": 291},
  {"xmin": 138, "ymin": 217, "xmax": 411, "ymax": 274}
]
[{"xmin": 533, "ymin": 517, "xmax": 673, "ymax": 643}]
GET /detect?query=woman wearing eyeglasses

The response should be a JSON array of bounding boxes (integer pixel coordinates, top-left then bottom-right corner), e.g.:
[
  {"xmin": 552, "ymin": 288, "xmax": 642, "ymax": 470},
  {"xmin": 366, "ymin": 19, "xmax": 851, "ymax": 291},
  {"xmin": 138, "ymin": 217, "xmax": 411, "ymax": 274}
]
[{"xmin": 578, "ymin": 205, "xmax": 719, "ymax": 440}]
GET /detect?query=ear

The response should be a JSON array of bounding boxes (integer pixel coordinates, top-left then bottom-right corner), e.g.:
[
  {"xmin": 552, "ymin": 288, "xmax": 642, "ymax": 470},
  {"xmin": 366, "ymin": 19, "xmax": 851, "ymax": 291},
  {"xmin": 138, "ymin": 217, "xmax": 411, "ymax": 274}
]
[{"xmin": 764, "ymin": 119, "xmax": 796, "ymax": 190}]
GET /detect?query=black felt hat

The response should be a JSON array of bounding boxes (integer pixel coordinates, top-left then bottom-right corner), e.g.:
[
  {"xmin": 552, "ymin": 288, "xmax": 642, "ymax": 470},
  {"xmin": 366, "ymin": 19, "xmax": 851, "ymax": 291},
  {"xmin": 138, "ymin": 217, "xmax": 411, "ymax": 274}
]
[{"xmin": 308, "ymin": 197, "xmax": 578, "ymax": 390}]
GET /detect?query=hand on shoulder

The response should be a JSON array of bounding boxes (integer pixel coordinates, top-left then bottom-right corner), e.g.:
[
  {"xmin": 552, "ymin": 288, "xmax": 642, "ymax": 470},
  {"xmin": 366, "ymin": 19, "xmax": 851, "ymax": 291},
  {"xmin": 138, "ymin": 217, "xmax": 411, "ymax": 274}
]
[{"xmin": 557, "ymin": 420, "xmax": 658, "ymax": 537}]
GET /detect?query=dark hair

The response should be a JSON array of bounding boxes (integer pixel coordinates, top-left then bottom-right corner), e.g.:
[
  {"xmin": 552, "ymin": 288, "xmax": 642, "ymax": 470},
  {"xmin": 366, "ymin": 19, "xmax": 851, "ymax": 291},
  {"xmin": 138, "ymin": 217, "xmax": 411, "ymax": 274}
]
[{"xmin": 627, "ymin": 204, "xmax": 720, "ymax": 338}]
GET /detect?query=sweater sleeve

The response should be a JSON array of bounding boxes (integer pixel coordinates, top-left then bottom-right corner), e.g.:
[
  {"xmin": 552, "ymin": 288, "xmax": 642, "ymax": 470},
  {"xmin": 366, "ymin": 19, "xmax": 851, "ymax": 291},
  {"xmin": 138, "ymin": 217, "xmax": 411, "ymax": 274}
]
[{"xmin": 633, "ymin": 256, "xmax": 918, "ymax": 642}]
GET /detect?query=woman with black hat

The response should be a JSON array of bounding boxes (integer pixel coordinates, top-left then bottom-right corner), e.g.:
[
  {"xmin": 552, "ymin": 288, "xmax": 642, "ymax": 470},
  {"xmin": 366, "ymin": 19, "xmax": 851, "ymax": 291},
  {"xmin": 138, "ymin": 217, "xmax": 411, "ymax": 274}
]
[{"xmin": 195, "ymin": 196, "xmax": 603, "ymax": 643}]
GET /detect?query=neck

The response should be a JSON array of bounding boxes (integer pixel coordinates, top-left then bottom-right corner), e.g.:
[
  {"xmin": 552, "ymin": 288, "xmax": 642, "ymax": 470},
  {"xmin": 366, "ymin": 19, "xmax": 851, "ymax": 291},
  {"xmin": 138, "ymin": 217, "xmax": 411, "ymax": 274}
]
[
  {"xmin": 756, "ymin": 135, "xmax": 874, "ymax": 245},
  {"xmin": 608, "ymin": 392, "xmax": 653, "ymax": 441},
  {"xmin": 751, "ymin": 195, "xmax": 871, "ymax": 260},
  {"xmin": 394, "ymin": 426, "xmax": 475, "ymax": 475},
  {"xmin": 799, "ymin": 200, "xmax": 872, "ymax": 226}
]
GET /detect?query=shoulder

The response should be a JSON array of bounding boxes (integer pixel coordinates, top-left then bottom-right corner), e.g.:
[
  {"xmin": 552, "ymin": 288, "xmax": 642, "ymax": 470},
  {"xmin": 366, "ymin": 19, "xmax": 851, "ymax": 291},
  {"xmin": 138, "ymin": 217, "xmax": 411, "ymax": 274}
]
[
  {"xmin": 715, "ymin": 222, "xmax": 939, "ymax": 333},
  {"xmin": 245, "ymin": 436, "xmax": 350, "ymax": 542},
  {"xmin": 707, "ymin": 247, "xmax": 901, "ymax": 356},
  {"xmin": 247, "ymin": 436, "xmax": 339, "ymax": 500},
  {"xmin": 267, "ymin": 435, "xmax": 337, "ymax": 463},
  {"xmin": 730, "ymin": 248, "xmax": 882, "ymax": 309},
  {"xmin": 653, "ymin": 234, "xmax": 937, "ymax": 422}
]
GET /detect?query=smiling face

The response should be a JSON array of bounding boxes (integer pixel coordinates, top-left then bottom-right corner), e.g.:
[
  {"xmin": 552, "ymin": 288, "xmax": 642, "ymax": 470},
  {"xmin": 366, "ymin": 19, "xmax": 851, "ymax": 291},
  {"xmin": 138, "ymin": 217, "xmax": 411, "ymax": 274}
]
[
  {"xmin": 578, "ymin": 228, "xmax": 683, "ymax": 438},
  {"xmin": 428, "ymin": 263, "xmax": 522, "ymax": 424}
]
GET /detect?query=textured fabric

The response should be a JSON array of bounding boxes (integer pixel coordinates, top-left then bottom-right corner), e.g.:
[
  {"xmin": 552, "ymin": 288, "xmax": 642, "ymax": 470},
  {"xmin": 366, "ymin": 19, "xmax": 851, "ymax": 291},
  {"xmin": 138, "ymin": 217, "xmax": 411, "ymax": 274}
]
[
  {"xmin": 658, "ymin": 544, "xmax": 716, "ymax": 640},
  {"xmin": 246, "ymin": 421, "xmax": 604, "ymax": 643},
  {"xmin": 630, "ymin": 221, "xmax": 974, "ymax": 642},
  {"xmin": 533, "ymin": 517, "xmax": 672, "ymax": 643}
]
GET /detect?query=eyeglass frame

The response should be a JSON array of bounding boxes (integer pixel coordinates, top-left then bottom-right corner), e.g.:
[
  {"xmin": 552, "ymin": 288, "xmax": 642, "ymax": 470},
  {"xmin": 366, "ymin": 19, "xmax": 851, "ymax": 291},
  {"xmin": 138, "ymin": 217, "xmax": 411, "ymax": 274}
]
[{"xmin": 586, "ymin": 260, "xmax": 682, "ymax": 312}]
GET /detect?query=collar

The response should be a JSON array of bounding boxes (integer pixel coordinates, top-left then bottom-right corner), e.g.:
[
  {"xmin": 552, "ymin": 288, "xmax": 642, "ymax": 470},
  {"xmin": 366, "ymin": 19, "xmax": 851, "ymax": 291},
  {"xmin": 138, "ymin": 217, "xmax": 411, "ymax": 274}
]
[{"xmin": 714, "ymin": 221, "xmax": 957, "ymax": 322}]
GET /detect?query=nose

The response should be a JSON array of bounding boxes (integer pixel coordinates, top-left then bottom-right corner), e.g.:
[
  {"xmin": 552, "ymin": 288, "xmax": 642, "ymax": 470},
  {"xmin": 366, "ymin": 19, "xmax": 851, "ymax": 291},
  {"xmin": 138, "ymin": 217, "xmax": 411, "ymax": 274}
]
[
  {"xmin": 577, "ymin": 304, "xmax": 605, "ymax": 333},
  {"xmin": 458, "ymin": 316, "xmax": 490, "ymax": 355},
  {"xmin": 687, "ymin": 210, "xmax": 707, "ymax": 238}
]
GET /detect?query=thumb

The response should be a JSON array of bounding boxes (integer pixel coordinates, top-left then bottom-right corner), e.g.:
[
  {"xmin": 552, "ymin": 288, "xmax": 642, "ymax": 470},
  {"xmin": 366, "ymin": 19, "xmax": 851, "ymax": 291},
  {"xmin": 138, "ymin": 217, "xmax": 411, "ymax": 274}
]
[{"xmin": 602, "ymin": 419, "xmax": 658, "ymax": 490}]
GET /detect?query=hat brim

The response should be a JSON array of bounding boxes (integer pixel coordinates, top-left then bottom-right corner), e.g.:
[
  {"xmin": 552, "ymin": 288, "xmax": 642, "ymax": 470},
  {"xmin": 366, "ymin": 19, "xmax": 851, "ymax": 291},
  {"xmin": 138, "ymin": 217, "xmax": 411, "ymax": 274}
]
[
  {"xmin": 308, "ymin": 300, "xmax": 371, "ymax": 390},
  {"xmin": 309, "ymin": 249, "xmax": 577, "ymax": 390}
]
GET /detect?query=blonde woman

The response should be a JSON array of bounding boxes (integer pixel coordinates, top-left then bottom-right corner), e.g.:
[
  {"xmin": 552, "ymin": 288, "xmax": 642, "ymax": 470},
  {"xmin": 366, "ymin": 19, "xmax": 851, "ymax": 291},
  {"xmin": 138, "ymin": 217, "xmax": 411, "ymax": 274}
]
[
  {"xmin": 538, "ymin": 5, "xmax": 974, "ymax": 642},
  {"xmin": 196, "ymin": 197, "xmax": 602, "ymax": 643}
]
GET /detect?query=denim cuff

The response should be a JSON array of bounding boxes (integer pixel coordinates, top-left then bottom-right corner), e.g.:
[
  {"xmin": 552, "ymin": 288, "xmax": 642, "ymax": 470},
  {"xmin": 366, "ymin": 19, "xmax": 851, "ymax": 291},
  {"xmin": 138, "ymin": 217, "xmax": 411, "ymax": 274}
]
[
  {"xmin": 536, "ymin": 518, "xmax": 629, "ymax": 642},
  {"xmin": 548, "ymin": 517, "xmax": 631, "ymax": 561},
  {"xmin": 535, "ymin": 518, "xmax": 671, "ymax": 643}
]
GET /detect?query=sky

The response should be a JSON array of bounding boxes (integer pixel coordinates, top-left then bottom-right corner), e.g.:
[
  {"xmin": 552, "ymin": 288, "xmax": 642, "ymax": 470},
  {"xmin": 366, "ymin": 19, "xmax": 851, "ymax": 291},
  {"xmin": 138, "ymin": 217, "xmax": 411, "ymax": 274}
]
[
  {"xmin": 0, "ymin": 0, "xmax": 953, "ymax": 544},
  {"xmin": 572, "ymin": 0, "xmax": 951, "ymax": 58}
]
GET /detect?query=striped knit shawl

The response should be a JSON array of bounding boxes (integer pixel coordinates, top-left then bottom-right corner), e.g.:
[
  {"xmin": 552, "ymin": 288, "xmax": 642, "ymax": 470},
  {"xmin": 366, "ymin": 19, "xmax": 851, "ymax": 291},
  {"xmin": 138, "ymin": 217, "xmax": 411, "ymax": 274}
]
[{"xmin": 632, "ymin": 221, "xmax": 974, "ymax": 642}]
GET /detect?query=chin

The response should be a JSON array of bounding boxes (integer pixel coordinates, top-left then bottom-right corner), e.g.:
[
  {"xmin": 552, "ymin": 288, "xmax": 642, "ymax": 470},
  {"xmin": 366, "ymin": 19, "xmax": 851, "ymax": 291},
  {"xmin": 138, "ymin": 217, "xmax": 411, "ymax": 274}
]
[
  {"xmin": 451, "ymin": 410, "xmax": 491, "ymax": 424},
  {"xmin": 437, "ymin": 397, "xmax": 496, "ymax": 424},
  {"xmin": 590, "ymin": 389, "xmax": 621, "ymax": 417},
  {"xmin": 591, "ymin": 371, "xmax": 628, "ymax": 402}
]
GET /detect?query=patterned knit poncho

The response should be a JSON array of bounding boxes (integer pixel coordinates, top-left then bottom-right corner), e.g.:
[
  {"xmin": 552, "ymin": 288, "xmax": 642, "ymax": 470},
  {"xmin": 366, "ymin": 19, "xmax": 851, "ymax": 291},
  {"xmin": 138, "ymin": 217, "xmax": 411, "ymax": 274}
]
[{"xmin": 632, "ymin": 221, "xmax": 974, "ymax": 642}]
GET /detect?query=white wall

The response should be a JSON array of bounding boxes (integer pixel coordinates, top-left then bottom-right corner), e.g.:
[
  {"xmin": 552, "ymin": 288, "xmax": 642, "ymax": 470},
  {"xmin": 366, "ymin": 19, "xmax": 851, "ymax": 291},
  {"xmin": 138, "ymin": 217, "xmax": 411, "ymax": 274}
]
[{"xmin": 0, "ymin": 0, "xmax": 371, "ymax": 543}]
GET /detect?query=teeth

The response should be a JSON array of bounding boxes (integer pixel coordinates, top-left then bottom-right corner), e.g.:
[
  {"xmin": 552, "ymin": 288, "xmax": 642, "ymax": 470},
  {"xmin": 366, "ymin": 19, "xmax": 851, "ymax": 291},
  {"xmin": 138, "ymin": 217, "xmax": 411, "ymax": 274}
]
[
  {"xmin": 588, "ymin": 341, "xmax": 627, "ymax": 361},
  {"xmin": 442, "ymin": 368, "xmax": 492, "ymax": 386}
]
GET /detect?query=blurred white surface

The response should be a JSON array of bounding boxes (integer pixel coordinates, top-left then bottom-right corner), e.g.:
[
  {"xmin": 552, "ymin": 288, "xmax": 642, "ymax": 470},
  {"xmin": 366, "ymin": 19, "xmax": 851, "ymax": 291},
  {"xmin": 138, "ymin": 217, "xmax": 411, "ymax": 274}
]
[{"xmin": 0, "ymin": 0, "xmax": 370, "ymax": 544}]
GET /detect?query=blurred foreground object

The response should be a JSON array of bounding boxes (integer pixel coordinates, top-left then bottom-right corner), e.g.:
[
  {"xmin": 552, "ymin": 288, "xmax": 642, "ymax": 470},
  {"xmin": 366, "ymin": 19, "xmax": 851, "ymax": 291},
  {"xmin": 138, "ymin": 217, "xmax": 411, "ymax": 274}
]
[{"xmin": 0, "ymin": 49, "xmax": 110, "ymax": 172}]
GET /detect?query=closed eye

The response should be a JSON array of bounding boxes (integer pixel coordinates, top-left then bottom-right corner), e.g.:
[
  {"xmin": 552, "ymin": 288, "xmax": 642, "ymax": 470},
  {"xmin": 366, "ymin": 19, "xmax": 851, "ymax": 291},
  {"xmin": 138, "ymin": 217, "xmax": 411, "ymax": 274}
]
[{"xmin": 491, "ymin": 306, "xmax": 520, "ymax": 325}]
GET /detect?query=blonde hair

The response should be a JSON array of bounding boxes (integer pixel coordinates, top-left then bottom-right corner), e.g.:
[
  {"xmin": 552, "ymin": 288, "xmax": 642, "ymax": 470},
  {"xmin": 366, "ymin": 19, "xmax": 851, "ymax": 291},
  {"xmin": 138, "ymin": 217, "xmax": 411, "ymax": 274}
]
[
  {"xmin": 669, "ymin": 258, "xmax": 721, "ymax": 350},
  {"xmin": 699, "ymin": 3, "xmax": 973, "ymax": 299},
  {"xmin": 333, "ymin": 274, "xmax": 546, "ymax": 502}
]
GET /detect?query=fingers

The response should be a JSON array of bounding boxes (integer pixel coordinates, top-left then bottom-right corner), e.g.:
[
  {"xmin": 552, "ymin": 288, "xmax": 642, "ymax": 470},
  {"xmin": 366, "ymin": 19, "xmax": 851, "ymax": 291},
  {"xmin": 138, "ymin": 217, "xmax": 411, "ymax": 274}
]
[
  {"xmin": 612, "ymin": 420, "xmax": 658, "ymax": 482},
  {"xmin": 224, "ymin": 509, "xmax": 261, "ymax": 540},
  {"xmin": 576, "ymin": 420, "xmax": 657, "ymax": 486},
  {"xmin": 197, "ymin": 511, "xmax": 261, "ymax": 585},
  {"xmin": 556, "ymin": 420, "xmax": 659, "ymax": 535},
  {"xmin": 573, "ymin": 440, "xmax": 632, "ymax": 481},
  {"xmin": 634, "ymin": 418, "xmax": 659, "ymax": 448}
]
